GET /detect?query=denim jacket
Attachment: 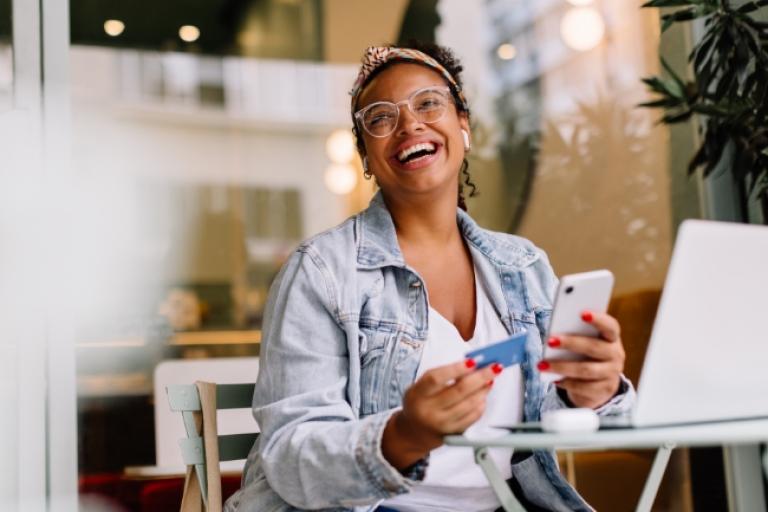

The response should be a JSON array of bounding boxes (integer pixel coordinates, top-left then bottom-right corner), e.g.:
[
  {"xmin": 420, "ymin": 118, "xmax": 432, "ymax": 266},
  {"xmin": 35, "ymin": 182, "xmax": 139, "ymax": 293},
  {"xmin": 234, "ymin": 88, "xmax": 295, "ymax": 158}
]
[{"xmin": 225, "ymin": 192, "xmax": 635, "ymax": 512}]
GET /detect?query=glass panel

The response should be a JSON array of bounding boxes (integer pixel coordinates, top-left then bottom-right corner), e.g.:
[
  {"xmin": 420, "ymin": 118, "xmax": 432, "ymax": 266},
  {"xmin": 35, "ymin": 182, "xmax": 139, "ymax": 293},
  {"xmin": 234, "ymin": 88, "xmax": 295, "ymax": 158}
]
[
  {"xmin": 69, "ymin": 1, "xmax": 699, "ymax": 510},
  {"xmin": 451, "ymin": 1, "xmax": 689, "ymax": 509},
  {"xmin": 70, "ymin": 3, "xmax": 353, "ymax": 479},
  {"xmin": 0, "ymin": 0, "xmax": 18, "ymax": 507},
  {"xmin": 0, "ymin": 0, "xmax": 12, "ymax": 112}
]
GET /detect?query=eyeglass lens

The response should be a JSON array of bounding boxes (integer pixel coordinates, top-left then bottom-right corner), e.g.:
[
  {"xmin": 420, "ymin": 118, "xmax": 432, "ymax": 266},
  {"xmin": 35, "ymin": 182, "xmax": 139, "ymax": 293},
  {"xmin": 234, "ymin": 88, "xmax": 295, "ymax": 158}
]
[{"xmin": 361, "ymin": 88, "xmax": 450, "ymax": 137}]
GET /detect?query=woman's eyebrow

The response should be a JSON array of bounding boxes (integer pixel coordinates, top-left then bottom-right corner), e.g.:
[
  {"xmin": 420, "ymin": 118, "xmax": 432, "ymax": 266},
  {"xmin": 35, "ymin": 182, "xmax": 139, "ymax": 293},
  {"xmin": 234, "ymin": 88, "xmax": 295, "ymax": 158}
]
[
  {"xmin": 358, "ymin": 96, "xmax": 394, "ymax": 108},
  {"xmin": 360, "ymin": 85, "xmax": 446, "ymax": 107}
]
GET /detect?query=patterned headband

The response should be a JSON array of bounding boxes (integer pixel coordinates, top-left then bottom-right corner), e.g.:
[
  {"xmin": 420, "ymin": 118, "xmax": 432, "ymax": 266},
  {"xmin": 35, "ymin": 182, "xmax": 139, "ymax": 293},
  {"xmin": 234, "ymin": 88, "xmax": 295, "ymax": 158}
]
[{"xmin": 349, "ymin": 46, "xmax": 469, "ymax": 112}]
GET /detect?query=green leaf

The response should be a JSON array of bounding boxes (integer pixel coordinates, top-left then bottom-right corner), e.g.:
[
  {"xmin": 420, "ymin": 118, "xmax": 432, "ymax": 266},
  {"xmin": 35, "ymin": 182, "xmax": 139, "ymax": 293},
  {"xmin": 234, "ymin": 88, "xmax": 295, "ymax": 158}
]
[
  {"xmin": 641, "ymin": 76, "xmax": 686, "ymax": 100},
  {"xmin": 715, "ymin": 66, "xmax": 736, "ymax": 98},
  {"xmin": 662, "ymin": 110, "xmax": 694, "ymax": 123},
  {"xmin": 691, "ymin": 104, "xmax": 730, "ymax": 116},
  {"xmin": 697, "ymin": 51, "xmax": 719, "ymax": 96},
  {"xmin": 661, "ymin": 7, "xmax": 715, "ymax": 31},
  {"xmin": 688, "ymin": 143, "xmax": 710, "ymax": 175},
  {"xmin": 642, "ymin": 0, "xmax": 709, "ymax": 6},
  {"xmin": 660, "ymin": 58, "xmax": 689, "ymax": 99},
  {"xmin": 643, "ymin": 0, "xmax": 691, "ymax": 6},
  {"xmin": 661, "ymin": 9, "xmax": 694, "ymax": 32},
  {"xmin": 691, "ymin": 26, "xmax": 718, "ymax": 67},
  {"xmin": 737, "ymin": 0, "xmax": 768, "ymax": 14},
  {"xmin": 743, "ymin": 19, "xmax": 768, "ymax": 31},
  {"xmin": 638, "ymin": 98, "xmax": 684, "ymax": 108},
  {"xmin": 641, "ymin": 76, "xmax": 673, "ymax": 95}
]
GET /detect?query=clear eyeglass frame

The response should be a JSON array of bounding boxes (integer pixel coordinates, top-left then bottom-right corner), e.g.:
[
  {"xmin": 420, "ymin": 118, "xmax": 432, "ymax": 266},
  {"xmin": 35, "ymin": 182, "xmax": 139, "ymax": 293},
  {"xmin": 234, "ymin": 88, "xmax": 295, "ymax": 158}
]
[{"xmin": 354, "ymin": 85, "xmax": 453, "ymax": 138}]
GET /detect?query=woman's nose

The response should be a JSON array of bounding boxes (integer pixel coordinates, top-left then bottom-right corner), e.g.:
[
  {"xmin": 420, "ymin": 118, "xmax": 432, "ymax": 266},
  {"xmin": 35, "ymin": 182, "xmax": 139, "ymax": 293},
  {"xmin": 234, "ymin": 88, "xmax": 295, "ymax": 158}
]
[{"xmin": 395, "ymin": 103, "xmax": 425, "ymax": 135}]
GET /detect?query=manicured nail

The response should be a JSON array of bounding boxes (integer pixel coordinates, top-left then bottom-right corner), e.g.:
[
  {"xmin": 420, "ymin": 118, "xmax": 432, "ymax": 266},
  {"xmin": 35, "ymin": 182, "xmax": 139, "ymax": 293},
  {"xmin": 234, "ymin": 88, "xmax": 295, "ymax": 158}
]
[
  {"xmin": 491, "ymin": 363, "xmax": 503, "ymax": 375},
  {"xmin": 487, "ymin": 380, "xmax": 494, "ymax": 387},
  {"xmin": 581, "ymin": 311, "xmax": 593, "ymax": 322},
  {"xmin": 465, "ymin": 358, "xmax": 476, "ymax": 369},
  {"xmin": 537, "ymin": 361, "xmax": 550, "ymax": 371},
  {"xmin": 555, "ymin": 379, "xmax": 565, "ymax": 386},
  {"xmin": 547, "ymin": 336, "xmax": 561, "ymax": 347}
]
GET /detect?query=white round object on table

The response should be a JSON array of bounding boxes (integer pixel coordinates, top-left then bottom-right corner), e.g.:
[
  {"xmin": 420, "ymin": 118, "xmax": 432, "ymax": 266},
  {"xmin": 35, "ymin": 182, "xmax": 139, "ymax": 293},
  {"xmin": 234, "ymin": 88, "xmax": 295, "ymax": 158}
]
[{"xmin": 541, "ymin": 408, "xmax": 600, "ymax": 433}]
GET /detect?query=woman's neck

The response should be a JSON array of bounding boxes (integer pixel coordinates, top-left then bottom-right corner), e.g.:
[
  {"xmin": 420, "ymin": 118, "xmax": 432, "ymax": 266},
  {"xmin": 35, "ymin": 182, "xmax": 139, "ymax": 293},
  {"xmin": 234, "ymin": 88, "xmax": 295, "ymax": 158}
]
[{"xmin": 383, "ymin": 191, "xmax": 463, "ymax": 254}]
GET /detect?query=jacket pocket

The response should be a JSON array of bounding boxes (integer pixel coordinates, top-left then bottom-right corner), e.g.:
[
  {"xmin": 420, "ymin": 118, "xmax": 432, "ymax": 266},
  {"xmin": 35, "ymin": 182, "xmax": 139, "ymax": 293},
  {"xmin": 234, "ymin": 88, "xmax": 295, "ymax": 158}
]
[
  {"xmin": 512, "ymin": 311, "xmax": 544, "ymax": 359},
  {"xmin": 512, "ymin": 311, "xmax": 547, "ymax": 420},
  {"xmin": 359, "ymin": 329, "xmax": 391, "ymax": 416},
  {"xmin": 359, "ymin": 329, "xmax": 423, "ymax": 416},
  {"xmin": 387, "ymin": 334, "xmax": 423, "ymax": 409}
]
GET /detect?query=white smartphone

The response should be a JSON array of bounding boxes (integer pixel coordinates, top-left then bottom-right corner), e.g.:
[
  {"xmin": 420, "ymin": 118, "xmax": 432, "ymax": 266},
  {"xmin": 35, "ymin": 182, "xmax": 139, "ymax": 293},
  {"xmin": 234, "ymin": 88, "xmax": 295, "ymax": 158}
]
[{"xmin": 541, "ymin": 269, "xmax": 614, "ymax": 383}]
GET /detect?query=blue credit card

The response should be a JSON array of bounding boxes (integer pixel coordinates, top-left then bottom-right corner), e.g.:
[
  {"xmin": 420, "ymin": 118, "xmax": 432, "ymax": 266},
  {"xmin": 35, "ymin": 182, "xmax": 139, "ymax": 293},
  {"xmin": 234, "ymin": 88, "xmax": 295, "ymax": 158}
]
[{"xmin": 465, "ymin": 331, "xmax": 528, "ymax": 369}]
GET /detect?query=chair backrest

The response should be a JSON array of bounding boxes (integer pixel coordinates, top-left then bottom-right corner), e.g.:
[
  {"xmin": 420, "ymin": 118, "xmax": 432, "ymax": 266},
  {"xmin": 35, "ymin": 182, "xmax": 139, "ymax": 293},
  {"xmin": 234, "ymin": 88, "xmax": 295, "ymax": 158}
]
[
  {"xmin": 167, "ymin": 382, "xmax": 259, "ymax": 507},
  {"xmin": 154, "ymin": 357, "xmax": 259, "ymax": 469}
]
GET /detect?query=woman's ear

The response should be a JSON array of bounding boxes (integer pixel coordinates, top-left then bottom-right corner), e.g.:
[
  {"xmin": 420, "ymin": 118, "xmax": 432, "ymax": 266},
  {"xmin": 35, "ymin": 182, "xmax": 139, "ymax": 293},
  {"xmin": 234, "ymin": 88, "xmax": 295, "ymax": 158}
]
[
  {"xmin": 461, "ymin": 129, "xmax": 471, "ymax": 151},
  {"xmin": 459, "ymin": 112, "xmax": 470, "ymax": 130},
  {"xmin": 459, "ymin": 115, "xmax": 471, "ymax": 151}
]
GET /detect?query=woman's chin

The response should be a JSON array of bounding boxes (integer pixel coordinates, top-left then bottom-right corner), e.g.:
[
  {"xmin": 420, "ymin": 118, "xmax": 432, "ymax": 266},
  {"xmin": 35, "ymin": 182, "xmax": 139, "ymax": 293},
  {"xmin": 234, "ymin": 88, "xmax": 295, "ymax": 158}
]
[{"xmin": 381, "ymin": 173, "xmax": 459, "ymax": 201}]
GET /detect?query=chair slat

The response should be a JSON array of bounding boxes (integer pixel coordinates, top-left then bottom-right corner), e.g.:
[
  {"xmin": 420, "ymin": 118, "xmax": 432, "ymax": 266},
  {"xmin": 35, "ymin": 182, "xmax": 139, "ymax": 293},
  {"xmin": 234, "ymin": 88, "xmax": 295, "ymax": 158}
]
[
  {"xmin": 167, "ymin": 384, "xmax": 201, "ymax": 411},
  {"xmin": 179, "ymin": 436, "xmax": 205, "ymax": 465},
  {"xmin": 218, "ymin": 433, "xmax": 259, "ymax": 462},
  {"xmin": 215, "ymin": 383, "xmax": 255, "ymax": 409},
  {"xmin": 168, "ymin": 380, "xmax": 257, "ymax": 505}
]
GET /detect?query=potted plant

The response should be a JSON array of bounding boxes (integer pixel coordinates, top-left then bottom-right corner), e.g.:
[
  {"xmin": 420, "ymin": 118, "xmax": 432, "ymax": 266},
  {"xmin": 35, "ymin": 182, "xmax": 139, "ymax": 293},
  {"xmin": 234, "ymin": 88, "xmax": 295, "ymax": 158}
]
[{"xmin": 640, "ymin": 0, "xmax": 768, "ymax": 223}]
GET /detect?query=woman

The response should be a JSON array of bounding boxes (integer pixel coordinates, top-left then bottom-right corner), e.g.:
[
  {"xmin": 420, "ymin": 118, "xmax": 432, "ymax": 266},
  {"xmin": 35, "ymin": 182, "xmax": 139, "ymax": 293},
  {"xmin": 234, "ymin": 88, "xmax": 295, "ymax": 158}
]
[{"xmin": 226, "ymin": 42, "xmax": 634, "ymax": 512}]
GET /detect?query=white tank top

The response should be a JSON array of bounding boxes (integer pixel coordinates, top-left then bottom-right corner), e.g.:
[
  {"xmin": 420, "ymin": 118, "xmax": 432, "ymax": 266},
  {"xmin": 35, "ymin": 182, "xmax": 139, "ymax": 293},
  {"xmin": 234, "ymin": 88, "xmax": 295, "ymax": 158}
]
[{"xmin": 381, "ymin": 268, "xmax": 524, "ymax": 511}]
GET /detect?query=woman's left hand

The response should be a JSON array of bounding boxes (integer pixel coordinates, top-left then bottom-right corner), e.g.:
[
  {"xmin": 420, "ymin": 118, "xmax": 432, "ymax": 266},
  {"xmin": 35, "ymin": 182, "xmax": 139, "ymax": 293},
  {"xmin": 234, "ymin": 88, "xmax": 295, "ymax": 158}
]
[{"xmin": 540, "ymin": 311, "xmax": 626, "ymax": 409}]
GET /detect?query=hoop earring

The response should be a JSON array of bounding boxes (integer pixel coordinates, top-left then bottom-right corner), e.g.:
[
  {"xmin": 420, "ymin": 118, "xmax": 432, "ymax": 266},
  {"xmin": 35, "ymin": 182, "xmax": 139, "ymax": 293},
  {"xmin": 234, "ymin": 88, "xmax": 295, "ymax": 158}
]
[
  {"xmin": 461, "ymin": 129, "xmax": 471, "ymax": 151},
  {"xmin": 363, "ymin": 157, "xmax": 372, "ymax": 180}
]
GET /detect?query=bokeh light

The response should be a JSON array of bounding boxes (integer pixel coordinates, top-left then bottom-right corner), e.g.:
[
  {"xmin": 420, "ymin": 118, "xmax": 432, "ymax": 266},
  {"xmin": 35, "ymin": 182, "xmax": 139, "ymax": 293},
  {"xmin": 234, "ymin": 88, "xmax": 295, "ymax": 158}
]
[{"xmin": 560, "ymin": 7, "xmax": 605, "ymax": 52}]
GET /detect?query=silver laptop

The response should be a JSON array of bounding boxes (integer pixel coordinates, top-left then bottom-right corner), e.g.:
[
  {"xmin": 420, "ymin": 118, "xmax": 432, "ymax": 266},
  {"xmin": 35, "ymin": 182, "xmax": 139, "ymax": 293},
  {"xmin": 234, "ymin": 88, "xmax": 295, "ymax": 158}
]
[{"xmin": 624, "ymin": 219, "xmax": 768, "ymax": 427}]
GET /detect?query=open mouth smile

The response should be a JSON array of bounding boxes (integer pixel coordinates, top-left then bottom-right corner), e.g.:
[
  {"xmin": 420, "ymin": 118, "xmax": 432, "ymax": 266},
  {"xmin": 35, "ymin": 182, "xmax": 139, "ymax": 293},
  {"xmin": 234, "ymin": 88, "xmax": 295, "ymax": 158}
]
[
  {"xmin": 397, "ymin": 142, "xmax": 437, "ymax": 163},
  {"xmin": 389, "ymin": 140, "xmax": 442, "ymax": 170}
]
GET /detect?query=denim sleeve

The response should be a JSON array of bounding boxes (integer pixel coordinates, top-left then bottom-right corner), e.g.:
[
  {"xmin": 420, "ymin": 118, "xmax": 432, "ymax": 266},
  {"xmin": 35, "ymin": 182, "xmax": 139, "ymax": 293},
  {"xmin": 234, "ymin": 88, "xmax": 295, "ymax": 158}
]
[
  {"xmin": 541, "ymin": 375, "xmax": 637, "ymax": 416},
  {"xmin": 251, "ymin": 247, "xmax": 420, "ymax": 509}
]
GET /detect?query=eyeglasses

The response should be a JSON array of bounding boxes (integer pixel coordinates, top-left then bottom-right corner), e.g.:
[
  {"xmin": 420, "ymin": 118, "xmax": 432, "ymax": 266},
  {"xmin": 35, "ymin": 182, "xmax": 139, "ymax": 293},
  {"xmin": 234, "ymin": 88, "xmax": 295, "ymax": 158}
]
[{"xmin": 354, "ymin": 86, "xmax": 453, "ymax": 138}]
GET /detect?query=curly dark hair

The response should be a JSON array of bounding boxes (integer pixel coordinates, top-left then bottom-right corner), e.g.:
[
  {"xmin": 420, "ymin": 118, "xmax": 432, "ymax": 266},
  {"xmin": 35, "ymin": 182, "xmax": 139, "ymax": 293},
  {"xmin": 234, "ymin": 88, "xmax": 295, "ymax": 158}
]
[{"xmin": 351, "ymin": 40, "xmax": 479, "ymax": 211}]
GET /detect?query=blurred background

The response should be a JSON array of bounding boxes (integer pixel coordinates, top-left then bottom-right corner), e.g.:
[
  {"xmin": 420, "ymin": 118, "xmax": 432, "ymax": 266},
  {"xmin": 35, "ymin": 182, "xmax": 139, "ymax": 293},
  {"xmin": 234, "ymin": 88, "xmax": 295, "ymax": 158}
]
[{"xmin": 1, "ymin": 0, "xmax": 765, "ymax": 511}]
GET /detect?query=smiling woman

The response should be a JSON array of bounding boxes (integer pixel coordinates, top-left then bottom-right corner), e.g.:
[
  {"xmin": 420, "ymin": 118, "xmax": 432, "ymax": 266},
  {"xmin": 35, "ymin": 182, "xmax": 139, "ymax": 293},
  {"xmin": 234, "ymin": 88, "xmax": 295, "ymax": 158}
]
[
  {"xmin": 224, "ymin": 41, "xmax": 635, "ymax": 512},
  {"xmin": 350, "ymin": 45, "xmax": 477, "ymax": 211},
  {"xmin": 354, "ymin": 63, "xmax": 470, "ymax": 212}
]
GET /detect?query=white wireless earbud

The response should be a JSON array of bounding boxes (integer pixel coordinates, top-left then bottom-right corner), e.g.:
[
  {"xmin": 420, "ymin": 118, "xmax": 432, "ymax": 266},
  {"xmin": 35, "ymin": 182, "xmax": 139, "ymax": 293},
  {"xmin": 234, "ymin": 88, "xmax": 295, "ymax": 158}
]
[{"xmin": 461, "ymin": 129, "xmax": 471, "ymax": 151}]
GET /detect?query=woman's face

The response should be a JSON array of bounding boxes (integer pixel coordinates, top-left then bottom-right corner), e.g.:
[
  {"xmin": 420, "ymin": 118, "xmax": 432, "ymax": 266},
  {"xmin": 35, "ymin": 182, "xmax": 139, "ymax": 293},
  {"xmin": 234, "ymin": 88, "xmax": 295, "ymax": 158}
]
[{"xmin": 356, "ymin": 63, "xmax": 469, "ymax": 203}]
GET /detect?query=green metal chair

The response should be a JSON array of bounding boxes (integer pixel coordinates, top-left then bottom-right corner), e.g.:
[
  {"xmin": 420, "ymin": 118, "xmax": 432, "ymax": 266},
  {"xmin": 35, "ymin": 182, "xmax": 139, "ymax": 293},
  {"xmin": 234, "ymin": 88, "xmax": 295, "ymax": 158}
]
[{"xmin": 167, "ymin": 382, "xmax": 258, "ymax": 511}]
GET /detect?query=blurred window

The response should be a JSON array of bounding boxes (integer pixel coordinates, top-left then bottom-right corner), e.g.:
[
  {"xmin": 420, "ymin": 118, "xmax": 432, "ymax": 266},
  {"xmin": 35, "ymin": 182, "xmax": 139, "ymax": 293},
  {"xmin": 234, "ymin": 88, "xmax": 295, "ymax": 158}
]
[
  {"xmin": 0, "ymin": 0, "xmax": 12, "ymax": 112},
  {"xmin": 70, "ymin": 3, "xmax": 696, "ymax": 510}
]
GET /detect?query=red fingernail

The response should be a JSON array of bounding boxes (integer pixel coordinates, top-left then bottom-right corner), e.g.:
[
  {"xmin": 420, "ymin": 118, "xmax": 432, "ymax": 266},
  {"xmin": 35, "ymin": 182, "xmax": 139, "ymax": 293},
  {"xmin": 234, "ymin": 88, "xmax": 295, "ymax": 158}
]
[
  {"xmin": 491, "ymin": 363, "xmax": 503, "ymax": 375},
  {"xmin": 487, "ymin": 380, "xmax": 494, "ymax": 387},
  {"xmin": 547, "ymin": 336, "xmax": 561, "ymax": 347},
  {"xmin": 465, "ymin": 358, "xmax": 476, "ymax": 369},
  {"xmin": 581, "ymin": 311, "xmax": 593, "ymax": 322},
  {"xmin": 537, "ymin": 361, "xmax": 550, "ymax": 371}
]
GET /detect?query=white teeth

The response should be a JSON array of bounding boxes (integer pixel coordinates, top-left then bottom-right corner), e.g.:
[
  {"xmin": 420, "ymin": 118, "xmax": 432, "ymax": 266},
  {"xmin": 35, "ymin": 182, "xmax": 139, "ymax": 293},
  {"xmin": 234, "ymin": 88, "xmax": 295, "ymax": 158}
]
[{"xmin": 397, "ymin": 142, "xmax": 436, "ymax": 162}]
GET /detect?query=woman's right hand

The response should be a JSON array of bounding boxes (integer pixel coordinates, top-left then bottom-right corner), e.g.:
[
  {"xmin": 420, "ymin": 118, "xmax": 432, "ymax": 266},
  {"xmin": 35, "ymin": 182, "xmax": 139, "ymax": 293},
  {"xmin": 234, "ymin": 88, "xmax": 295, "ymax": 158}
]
[{"xmin": 382, "ymin": 359, "xmax": 502, "ymax": 470}]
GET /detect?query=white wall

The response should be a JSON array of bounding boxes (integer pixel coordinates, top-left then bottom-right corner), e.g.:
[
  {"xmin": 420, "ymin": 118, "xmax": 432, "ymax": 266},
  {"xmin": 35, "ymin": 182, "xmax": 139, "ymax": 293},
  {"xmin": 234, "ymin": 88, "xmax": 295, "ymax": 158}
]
[
  {"xmin": 69, "ymin": 46, "xmax": 359, "ymax": 240},
  {"xmin": 71, "ymin": 108, "xmax": 344, "ymax": 239}
]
